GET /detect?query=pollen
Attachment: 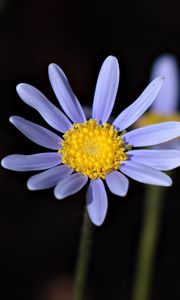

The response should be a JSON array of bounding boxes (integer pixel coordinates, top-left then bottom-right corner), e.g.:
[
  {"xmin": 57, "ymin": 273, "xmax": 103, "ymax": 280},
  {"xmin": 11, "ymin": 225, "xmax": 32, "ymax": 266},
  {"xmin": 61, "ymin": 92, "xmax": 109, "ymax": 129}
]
[{"xmin": 59, "ymin": 119, "xmax": 127, "ymax": 179}]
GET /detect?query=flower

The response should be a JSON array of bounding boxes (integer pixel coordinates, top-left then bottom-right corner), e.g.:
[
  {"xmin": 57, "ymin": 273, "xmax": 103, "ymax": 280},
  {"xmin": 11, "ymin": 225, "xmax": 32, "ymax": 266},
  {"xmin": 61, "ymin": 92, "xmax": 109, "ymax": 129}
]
[
  {"xmin": 1, "ymin": 56, "xmax": 180, "ymax": 226},
  {"xmin": 136, "ymin": 54, "xmax": 180, "ymax": 149}
]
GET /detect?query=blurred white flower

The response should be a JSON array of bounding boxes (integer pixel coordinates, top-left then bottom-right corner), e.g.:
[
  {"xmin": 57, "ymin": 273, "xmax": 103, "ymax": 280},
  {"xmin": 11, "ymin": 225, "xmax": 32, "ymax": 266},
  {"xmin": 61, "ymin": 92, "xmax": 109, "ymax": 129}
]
[{"xmin": 137, "ymin": 54, "xmax": 180, "ymax": 149}]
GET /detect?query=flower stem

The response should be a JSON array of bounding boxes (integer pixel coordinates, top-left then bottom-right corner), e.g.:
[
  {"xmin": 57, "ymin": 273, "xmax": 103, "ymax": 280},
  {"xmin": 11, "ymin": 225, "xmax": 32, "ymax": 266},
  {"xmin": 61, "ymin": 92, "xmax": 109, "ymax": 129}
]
[
  {"xmin": 74, "ymin": 209, "xmax": 93, "ymax": 300},
  {"xmin": 131, "ymin": 185, "xmax": 165, "ymax": 300}
]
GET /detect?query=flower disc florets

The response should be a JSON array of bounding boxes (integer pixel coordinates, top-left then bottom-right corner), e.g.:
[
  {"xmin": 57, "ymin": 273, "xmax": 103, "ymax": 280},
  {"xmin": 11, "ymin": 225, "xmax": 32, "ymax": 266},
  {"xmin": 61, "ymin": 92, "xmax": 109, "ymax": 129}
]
[{"xmin": 60, "ymin": 119, "xmax": 127, "ymax": 179}]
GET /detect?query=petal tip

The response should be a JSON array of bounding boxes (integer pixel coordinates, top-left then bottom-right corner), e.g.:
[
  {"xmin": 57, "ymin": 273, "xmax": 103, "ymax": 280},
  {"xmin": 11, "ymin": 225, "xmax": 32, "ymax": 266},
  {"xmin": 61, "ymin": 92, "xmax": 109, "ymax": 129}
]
[
  {"xmin": 9, "ymin": 116, "xmax": 15, "ymax": 124},
  {"xmin": 16, "ymin": 84, "xmax": 21, "ymax": 94},
  {"xmin": 48, "ymin": 63, "xmax": 57, "ymax": 71},
  {"xmin": 54, "ymin": 188, "xmax": 63, "ymax": 200},
  {"xmin": 9, "ymin": 116, "xmax": 13, "ymax": 123},
  {"xmin": 165, "ymin": 177, "xmax": 173, "ymax": 187},
  {"xmin": 1, "ymin": 157, "xmax": 11, "ymax": 170},
  {"xmin": 121, "ymin": 189, "xmax": 129, "ymax": 197},
  {"xmin": 106, "ymin": 55, "xmax": 117, "ymax": 61},
  {"xmin": 103, "ymin": 55, "xmax": 119, "ymax": 69},
  {"xmin": 153, "ymin": 76, "xmax": 165, "ymax": 86},
  {"xmin": 16, "ymin": 83, "xmax": 29, "ymax": 95},
  {"xmin": 16, "ymin": 83, "xmax": 24, "ymax": 92},
  {"xmin": 1, "ymin": 158, "xmax": 6, "ymax": 168},
  {"xmin": 88, "ymin": 213, "xmax": 104, "ymax": 226},
  {"xmin": 27, "ymin": 181, "xmax": 35, "ymax": 191},
  {"xmin": 93, "ymin": 220, "xmax": 103, "ymax": 226}
]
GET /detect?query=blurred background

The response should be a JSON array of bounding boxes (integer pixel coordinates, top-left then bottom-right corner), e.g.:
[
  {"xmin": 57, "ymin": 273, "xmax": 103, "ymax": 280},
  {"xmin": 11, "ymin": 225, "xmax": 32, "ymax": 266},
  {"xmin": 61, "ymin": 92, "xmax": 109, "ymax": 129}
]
[{"xmin": 0, "ymin": 0, "xmax": 180, "ymax": 299}]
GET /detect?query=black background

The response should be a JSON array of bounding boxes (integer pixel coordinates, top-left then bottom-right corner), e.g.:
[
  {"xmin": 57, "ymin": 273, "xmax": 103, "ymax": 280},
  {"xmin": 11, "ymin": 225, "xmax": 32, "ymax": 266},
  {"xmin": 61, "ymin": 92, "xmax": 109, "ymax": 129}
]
[{"xmin": 0, "ymin": 0, "xmax": 180, "ymax": 299}]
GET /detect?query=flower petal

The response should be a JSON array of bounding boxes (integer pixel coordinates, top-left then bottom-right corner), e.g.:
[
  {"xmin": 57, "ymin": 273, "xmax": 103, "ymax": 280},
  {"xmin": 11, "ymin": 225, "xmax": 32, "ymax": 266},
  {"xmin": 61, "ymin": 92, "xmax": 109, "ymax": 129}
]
[
  {"xmin": 128, "ymin": 149, "xmax": 180, "ymax": 170},
  {"xmin": 86, "ymin": 179, "xmax": 108, "ymax": 226},
  {"xmin": 27, "ymin": 165, "xmax": 73, "ymax": 190},
  {"xmin": 1, "ymin": 153, "xmax": 61, "ymax": 171},
  {"xmin": 113, "ymin": 77, "xmax": 164, "ymax": 130},
  {"xmin": 10, "ymin": 116, "xmax": 62, "ymax": 150},
  {"xmin": 123, "ymin": 121, "xmax": 180, "ymax": 147},
  {"xmin": 120, "ymin": 160, "xmax": 172, "ymax": 186},
  {"xmin": 92, "ymin": 56, "xmax": 119, "ymax": 123},
  {"xmin": 153, "ymin": 139, "xmax": 180, "ymax": 151},
  {"xmin": 54, "ymin": 173, "xmax": 88, "ymax": 199},
  {"xmin": 150, "ymin": 55, "xmax": 179, "ymax": 114},
  {"xmin": 16, "ymin": 83, "xmax": 72, "ymax": 133},
  {"xmin": 48, "ymin": 63, "xmax": 86, "ymax": 123},
  {"xmin": 106, "ymin": 171, "xmax": 129, "ymax": 196}
]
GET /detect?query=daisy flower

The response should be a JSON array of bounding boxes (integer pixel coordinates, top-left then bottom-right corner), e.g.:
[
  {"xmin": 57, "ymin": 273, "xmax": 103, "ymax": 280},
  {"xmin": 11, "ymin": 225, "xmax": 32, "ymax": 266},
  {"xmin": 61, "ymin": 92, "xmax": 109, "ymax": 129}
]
[
  {"xmin": 1, "ymin": 56, "xmax": 180, "ymax": 226},
  {"xmin": 137, "ymin": 54, "xmax": 180, "ymax": 149}
]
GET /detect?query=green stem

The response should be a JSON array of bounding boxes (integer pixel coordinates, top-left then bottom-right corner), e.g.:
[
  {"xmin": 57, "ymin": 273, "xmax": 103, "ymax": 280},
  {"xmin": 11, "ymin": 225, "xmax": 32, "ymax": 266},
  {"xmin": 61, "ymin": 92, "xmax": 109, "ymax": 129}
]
[
  {"xmin": 131, "ymin": 185, "xmax": 165, "ymax": 300},
  {"xmin": 74, "ymin": 209, "xmax": 93, "ymax": 300}
]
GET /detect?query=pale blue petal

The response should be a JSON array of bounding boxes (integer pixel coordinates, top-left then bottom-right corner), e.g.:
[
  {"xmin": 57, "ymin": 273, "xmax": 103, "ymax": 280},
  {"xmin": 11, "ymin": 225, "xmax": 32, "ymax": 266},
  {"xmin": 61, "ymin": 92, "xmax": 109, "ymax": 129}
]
[
  {"xmin": 123, "ymin": 122, "xmax": 180, "ymax": 147},
  {"xmin": 10, "ymin": 116, "xmax": 62, "ymax": 150},
  {"xmin": 152, "ymin": 139, "xmax": 180, "ymax": 150},
  {"xmin": 120, "ymin": 160, "xmax": 172, "ymax": 186},
  {"xmin": 92, "ymin": 56, "xmax": 119, "ymax": 123},
  {"xmin": 1, "ymin": 153, "xmax": 61, "ymax": 171},
  {"xmin": 48, "ymin": 63, "xmax": 86, "ymax": 123},
  {"xmin": 106, "ymin": 171, "xmax": 129, "ymax": 196},
  {"xmin": 27, "ymin": 165, "xmax": 73, "ymax": 190},
  {"xmin": 128, "ymin": 149, "xmax": 180, "ymax": 170},
  {"xmin": 54, "ymin": 173, "xmax": 88, "ymax": 199},
  {"xmin": 16, "ymin": 84, "xmax": 72, "ymax": 133},
  {"xmin": 113, "ymin": 77, "xmax": 164, "ymax": 130},
  {"xmin": 86, "ymin": 179, "xmax": 108, "ymax": 226},
  {"xmin": 150, "ymin": 55, "xmax": 179, "ymax": 114}
]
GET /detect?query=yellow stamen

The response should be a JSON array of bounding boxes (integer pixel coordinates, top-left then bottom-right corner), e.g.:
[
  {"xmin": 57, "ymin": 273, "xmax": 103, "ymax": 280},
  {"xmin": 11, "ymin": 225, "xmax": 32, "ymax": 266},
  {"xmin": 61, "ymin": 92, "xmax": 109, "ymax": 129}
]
[
  {"xmin": 59, "ymin": 119, "xmax": 127, "ymax": 179},
  {"xmin": 136, "ymin": 112, "xmax": 180, "ymax": 127}
]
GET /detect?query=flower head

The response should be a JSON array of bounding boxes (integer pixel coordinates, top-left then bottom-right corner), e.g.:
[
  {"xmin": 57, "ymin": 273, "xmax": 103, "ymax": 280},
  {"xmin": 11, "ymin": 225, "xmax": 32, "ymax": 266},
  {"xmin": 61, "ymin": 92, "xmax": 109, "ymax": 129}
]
[
  {"xmin": 1, "ymin": 56, "xmax": 180, "ymax": 226},
  {"xmin": 137, "ymin": 54, "xmax": 180, "ymax": 149},
  {"xmin": 60, "ymin": 119, "xmax": 127, "ymax": 179}
]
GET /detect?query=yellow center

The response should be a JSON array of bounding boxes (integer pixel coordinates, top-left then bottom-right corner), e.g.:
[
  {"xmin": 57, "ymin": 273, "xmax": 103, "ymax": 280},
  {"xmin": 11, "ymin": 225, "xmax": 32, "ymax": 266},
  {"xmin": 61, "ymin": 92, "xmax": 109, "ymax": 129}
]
[
  {"xmin": 59, "ymin": 119, "xmax": 127, "ymax": 179},
  {"xmin": 136, "ymin": 112, "xmax": 180, "ymax": 127}
]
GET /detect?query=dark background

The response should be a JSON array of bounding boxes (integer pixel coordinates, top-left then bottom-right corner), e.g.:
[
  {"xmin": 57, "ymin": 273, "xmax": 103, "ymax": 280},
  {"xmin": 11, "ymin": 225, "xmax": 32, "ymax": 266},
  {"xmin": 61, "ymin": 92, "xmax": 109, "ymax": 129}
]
[{"xmin": 0, "ymin": 0, "xmax": 180, "ymax": 299}]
